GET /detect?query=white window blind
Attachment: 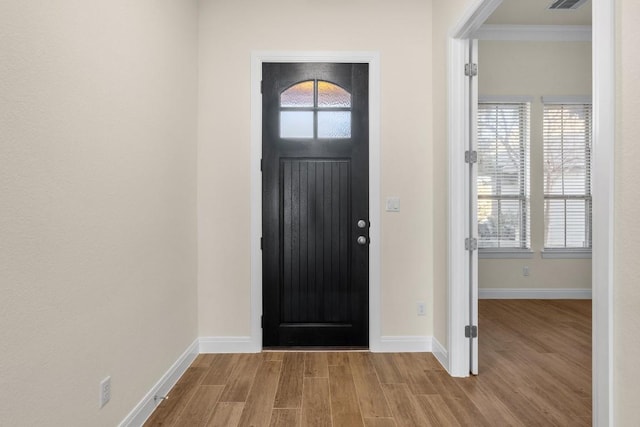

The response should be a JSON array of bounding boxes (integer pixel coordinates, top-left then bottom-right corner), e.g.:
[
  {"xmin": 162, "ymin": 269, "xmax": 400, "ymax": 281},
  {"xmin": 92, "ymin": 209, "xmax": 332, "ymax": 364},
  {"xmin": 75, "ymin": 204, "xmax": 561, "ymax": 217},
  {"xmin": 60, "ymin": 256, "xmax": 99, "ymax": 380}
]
[
  {"xmin": 543, "ymin": 102, "xmax": 592, "ymax": 249},
  {"xmin": 477, "ymin": 102, "xmax": 530, "ymax": 249}
]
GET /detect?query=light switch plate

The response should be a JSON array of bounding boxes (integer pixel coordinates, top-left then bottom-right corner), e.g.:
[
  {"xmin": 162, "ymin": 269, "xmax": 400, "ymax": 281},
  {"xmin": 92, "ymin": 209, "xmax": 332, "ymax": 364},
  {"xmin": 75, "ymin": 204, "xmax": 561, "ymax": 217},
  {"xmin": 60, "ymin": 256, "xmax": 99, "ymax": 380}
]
[{"xmin": 386, "ymin": 197, "xmax": 400, "ymax": 212}]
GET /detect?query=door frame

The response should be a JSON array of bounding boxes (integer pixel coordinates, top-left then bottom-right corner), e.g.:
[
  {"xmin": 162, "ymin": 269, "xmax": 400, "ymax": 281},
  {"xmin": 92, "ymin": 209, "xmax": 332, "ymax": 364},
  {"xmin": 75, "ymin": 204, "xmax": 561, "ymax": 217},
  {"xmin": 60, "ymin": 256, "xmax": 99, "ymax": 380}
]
[
  {"xmin": 447, "ymin": 0, "xmax": 499, "ymax": 380},
  {"xmin": 447, "ymin": 0, "xmax": 615, "ymax": 425},
  {"xmin": 250, "ymin": 51, "xmax": 382, "ymax": 351}
]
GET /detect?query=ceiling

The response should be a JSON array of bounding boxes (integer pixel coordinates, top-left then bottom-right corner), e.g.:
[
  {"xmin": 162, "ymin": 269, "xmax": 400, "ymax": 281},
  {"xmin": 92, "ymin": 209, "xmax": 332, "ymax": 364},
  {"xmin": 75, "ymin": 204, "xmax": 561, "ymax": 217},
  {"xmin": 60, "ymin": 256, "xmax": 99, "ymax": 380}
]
[{"xmin": 485, "ymin": 0, "xmax": 592, "ymax": 25}]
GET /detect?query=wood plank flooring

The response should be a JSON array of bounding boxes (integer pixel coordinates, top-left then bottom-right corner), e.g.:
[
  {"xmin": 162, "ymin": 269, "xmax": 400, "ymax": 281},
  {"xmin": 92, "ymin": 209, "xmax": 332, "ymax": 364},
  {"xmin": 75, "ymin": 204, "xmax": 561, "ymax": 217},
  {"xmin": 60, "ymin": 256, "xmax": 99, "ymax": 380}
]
[{"xmin": 144, "ymin": 299, "xmax": 591, "ymax": 426}]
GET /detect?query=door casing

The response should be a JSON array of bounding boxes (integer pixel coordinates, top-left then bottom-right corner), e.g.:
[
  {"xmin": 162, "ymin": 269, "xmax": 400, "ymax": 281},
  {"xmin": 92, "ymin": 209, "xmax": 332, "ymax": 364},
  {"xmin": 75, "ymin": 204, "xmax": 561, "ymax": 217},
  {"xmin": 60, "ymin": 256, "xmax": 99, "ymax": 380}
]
[{"xmin": 250, "ymin": 51, "xmax": 381, "ymax": 351}]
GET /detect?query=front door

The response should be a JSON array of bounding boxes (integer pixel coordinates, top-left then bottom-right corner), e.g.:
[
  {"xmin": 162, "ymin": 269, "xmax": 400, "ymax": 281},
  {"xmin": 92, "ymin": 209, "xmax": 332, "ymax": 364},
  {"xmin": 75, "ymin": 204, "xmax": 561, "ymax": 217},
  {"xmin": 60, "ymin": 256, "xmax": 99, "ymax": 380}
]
[{"xmin": 262, "ymin": 62, "xmax": 369, "ymax": 347}]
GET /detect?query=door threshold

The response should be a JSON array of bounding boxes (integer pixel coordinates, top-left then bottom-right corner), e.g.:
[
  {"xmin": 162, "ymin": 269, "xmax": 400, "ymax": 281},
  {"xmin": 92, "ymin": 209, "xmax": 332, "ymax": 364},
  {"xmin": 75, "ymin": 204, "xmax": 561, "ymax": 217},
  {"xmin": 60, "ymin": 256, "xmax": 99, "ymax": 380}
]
[{"xmin": 262, "ymin": 346, "xmax": 369, "ymax": 352}]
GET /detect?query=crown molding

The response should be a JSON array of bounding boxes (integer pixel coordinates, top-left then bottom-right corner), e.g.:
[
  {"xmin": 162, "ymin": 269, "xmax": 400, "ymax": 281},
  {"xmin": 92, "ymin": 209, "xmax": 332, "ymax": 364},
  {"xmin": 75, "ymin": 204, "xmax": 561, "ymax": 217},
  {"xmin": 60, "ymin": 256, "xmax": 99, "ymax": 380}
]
[{"xmin": 473, "ymin": 24, "xmax": 591, "ymax": 41}]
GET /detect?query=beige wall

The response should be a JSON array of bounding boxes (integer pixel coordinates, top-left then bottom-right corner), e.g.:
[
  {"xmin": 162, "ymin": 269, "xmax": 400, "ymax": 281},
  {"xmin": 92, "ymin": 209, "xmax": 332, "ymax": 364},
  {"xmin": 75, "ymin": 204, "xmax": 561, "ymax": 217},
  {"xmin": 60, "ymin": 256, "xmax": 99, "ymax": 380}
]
[
  {"xmin": 198, "ymin": 0, "xmax": 434, "ymax": 338},
  {"xmin": 0, "ymin": 1, "xmax": 199, "ymax": 425},
  {"xmin": 615, "ymin": 0, "xmax": 640, "ymax": 423},
  {"xmin": 478, "ymin": 41, "xmax": 592, "ymax": 290},
  {"xmin": 4, "ymin": 0, "xmax": 640, "ymax": 424}
]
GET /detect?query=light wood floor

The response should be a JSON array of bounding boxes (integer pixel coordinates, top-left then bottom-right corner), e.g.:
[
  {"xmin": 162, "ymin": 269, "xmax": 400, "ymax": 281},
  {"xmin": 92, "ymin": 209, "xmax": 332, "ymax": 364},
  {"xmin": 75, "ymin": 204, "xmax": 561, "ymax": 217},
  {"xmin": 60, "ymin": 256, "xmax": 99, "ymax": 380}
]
[{"xmin": 144, "ymin": 299, "xmax": 591, "ymax": 426}]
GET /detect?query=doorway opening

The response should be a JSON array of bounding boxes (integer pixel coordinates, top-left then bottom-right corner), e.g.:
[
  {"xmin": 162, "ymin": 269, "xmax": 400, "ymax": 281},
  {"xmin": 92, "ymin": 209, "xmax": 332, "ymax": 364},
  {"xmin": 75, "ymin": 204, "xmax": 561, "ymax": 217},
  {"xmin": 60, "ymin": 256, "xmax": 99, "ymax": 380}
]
[
  {"xmin": 250, "ymin": 52, "xmax": 382, "ymax": 351},
  {"xmin": 447, "ymin": 0, "xmax": 614, "ymax": 424},
  {"xmin": 475, "ymin": 1, "xmax": 594, "ymax": 377}
]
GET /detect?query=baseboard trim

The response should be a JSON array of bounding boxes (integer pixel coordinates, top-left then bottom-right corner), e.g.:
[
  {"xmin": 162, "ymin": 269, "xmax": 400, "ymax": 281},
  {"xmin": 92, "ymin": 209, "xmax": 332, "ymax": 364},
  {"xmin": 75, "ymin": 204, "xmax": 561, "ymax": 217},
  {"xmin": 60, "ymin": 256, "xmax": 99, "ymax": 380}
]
[
  {"xmin": 119, "ymin": 338, "xmax": 199, "ymax": 427},
  {"xmin": 431, "ymin": 336, "xmax": 449, "ymax": 371},
  {"xmin": 199, "ymin": 336, "xmax": 259, "ymax": 353},
  {"xmin": 479, "ymin": 288, "xmax": 592, "ymax": 299},
  {"xmin": 377, "ymin": 336, "xmax": 432, "ymax": 353},
  {"xmin": 200, "ymin": 335, "xmax": 436, "ymax": 353}
]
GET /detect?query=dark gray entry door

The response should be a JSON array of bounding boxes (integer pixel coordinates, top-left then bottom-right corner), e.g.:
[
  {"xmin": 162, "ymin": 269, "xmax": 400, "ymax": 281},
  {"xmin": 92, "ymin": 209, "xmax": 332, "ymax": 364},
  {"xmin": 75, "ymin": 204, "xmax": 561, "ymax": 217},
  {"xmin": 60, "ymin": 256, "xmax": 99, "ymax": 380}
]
[{"xmin": 262, "ymin": 62, "xmax": 369, "ymax": 347}]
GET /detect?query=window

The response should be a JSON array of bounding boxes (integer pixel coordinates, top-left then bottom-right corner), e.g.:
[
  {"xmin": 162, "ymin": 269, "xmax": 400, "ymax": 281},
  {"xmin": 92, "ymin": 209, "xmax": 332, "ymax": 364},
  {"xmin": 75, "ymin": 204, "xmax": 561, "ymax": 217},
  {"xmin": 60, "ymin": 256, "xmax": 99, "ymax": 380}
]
[
  {"xmin": 280, "ymin": 80, "xmax": 351, "ymax": 139},
  {"xmin": 543, "ymin": 100, "xmax": 592, "ymax": 250},
  {"xmin": 477, "ymin": 101, "xmax": 530, "ymax": 249}
]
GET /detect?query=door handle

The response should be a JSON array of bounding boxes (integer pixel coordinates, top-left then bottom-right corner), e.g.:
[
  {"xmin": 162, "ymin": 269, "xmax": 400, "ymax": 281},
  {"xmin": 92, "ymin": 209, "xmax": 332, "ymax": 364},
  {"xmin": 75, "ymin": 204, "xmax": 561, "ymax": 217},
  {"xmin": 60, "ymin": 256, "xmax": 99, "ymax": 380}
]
[{"xmin": 357, "ymin": 236, "xmax": 368, "ymax": 245}]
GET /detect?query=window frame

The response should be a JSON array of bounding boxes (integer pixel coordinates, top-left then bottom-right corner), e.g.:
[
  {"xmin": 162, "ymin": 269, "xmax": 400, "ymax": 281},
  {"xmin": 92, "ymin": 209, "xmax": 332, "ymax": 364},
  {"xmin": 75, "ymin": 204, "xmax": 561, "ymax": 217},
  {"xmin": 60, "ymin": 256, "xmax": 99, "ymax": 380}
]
[
  {"xmin": 542, "ymin": 96, "xmax": 592, "ymax": 257},
  {"xmin": 476, "ymin": 97, "xmax": 532, "ymax": 254}
]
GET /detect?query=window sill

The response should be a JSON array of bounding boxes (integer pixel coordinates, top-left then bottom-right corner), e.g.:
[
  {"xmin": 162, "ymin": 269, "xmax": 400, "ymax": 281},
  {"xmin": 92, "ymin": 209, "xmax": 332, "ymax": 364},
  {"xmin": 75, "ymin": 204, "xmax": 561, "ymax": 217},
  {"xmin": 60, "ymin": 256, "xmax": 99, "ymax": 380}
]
[
  {"xmin": 541, "ymin": 249, "xmax": 592, "ymax": 259},
  {"xmin": 479, "ymin": 249, "xmax": 534, "ymax": 259}
]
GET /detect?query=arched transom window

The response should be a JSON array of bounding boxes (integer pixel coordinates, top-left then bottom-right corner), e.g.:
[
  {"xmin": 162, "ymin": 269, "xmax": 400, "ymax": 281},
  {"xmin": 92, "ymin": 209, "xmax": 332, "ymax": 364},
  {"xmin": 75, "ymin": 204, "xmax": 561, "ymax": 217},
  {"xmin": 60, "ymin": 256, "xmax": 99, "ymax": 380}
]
[{"xmin": 280, "ymin": 80, "xmax": 352, "ymax": 139}]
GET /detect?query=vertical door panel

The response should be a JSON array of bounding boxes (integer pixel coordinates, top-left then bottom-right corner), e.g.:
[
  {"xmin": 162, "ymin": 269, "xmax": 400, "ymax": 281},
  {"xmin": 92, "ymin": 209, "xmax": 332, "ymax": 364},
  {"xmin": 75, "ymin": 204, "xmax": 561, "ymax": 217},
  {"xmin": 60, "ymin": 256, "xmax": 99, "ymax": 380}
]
[{"xmin": 281, "ymin": 159, "xmax": 351, "ymax": 324}]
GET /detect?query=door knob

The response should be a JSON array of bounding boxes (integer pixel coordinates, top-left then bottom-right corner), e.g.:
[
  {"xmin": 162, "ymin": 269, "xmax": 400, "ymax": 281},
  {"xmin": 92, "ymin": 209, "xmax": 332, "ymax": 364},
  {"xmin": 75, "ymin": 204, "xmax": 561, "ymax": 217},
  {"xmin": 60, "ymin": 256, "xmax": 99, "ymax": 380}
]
[
  {"xmin": 357, "ymin": 236, "xmax": 368, "ymax": 245},
  {"xmin": 357, "ymin": 219, "xmax": 367, "ymax": 229}
]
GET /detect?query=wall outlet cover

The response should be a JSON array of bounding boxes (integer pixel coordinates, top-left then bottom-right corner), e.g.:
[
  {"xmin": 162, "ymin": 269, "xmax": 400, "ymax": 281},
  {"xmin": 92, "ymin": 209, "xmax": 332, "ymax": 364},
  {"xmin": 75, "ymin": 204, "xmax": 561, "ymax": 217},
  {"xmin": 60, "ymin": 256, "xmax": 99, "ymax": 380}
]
[{"xmin": 100, "ymin": 376, "xmax": 111, "ymax": 408}]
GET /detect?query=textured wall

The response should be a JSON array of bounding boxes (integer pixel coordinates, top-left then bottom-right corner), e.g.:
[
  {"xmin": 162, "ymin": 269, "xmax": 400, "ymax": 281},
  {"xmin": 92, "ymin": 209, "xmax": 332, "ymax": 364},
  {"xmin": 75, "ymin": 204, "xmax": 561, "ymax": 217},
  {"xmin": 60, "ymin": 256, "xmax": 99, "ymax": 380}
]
[
  {"xmin": 615, "ymin": 0, "xmax": 640, "ymax": 423},
  {"xmin": 198, "ymin": 0, "xmax": 434, "ymax": 338},
  {"xmin": 478, "ymin": 41, "xmax": 592, "ymax": 291},
  {"xmin": 0, "ymin": 1, "xmax": 199, "ymax": 425}
]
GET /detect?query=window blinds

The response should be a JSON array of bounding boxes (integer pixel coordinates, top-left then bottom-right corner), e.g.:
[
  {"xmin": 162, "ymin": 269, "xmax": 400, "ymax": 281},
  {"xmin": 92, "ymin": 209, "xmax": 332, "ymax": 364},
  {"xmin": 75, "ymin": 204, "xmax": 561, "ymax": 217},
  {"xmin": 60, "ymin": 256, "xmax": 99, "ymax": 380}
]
[
  {"xmin": 477, "ymin": 103, "xmax": 530, "ymax": 249},
  {"xmin": 543, "ymin": 102, "xmax": 592, "ymax": 248}
]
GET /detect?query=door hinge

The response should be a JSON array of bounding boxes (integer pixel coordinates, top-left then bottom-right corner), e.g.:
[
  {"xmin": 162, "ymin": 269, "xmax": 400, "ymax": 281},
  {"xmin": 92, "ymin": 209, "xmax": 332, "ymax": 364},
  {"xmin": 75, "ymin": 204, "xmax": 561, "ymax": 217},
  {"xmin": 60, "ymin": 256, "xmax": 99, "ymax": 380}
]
[
  {"xmin": 465, "ymin": 150, "xmax": 477, "ymax": 164},
  {"xmin": 465, "ymin": 325, "xmax": 478, "ymax": 338},
  {"xmin": 261, "ymin": 315, "xmax": 263, "ymax": 328},
  {"xmin": 465, "ymin": 237, "xmax": 477, "ymax": 251},
  {"xmin": 260, "ymin": 158, "xmax": 263, "ymax": 171},
  {"xmin": 260, "ymin": 80, "xmax": 263, "ymax": 94},
  {"xmin": 464, "ymin": 63, "xmax": 478, "ymax": 77},
  {"xmin": 260, "ymin": 237, "xmax": 263, "ymax": 250}
]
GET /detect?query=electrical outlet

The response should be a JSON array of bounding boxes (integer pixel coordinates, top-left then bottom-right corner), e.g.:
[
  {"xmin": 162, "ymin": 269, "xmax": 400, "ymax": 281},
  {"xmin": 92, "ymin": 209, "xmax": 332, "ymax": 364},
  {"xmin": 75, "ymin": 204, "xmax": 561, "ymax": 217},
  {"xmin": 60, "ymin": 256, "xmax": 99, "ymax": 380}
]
[
  {"xmin": 523, "ymin": 266, "xmax": 530, "ymax": 277},
  {"xmin": 417, "ymin": 301, "xmax": 426, "ymax": 316},
  {"xmin": 100, "ymin": 376, "xmax": 111, "ymax": 408}
]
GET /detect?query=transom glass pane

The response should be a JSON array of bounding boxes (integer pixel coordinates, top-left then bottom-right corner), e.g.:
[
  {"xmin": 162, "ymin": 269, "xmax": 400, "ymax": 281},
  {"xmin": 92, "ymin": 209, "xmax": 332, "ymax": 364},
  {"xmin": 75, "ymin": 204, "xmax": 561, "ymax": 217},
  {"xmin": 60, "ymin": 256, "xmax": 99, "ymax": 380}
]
[
  {"xmin": 318, "ymin": 81, "xmax": 351, "ymax": 108},
  {"xmin": 318, "ymin": 112, "xmax": 351, "ymax": 138},
  {"xmin": 281, "ymin": 111, "xmax": 313, "ymax": 138},
  {"xmin": 281, "ymin": 81, "xmax": 314, "ymax": 108},
  {"xmin": 279, "ymin": 80, "xmax": 352, "ymax": 139}
]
